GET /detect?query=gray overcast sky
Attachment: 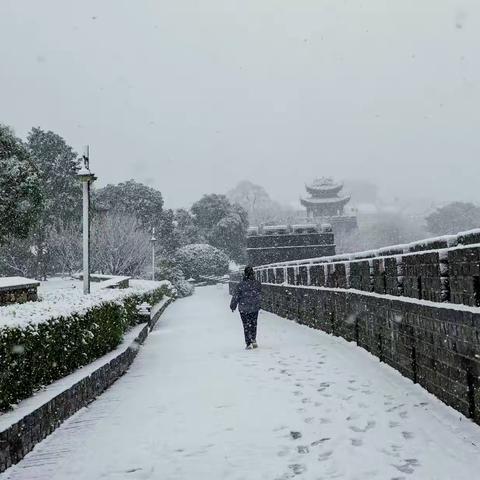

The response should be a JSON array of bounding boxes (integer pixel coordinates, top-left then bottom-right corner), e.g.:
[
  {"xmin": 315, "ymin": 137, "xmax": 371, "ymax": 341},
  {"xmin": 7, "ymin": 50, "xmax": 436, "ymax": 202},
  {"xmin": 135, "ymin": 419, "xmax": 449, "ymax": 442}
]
[{"xmin": 1, "ymin": 0, "xmax": 479, "ymax": 209}]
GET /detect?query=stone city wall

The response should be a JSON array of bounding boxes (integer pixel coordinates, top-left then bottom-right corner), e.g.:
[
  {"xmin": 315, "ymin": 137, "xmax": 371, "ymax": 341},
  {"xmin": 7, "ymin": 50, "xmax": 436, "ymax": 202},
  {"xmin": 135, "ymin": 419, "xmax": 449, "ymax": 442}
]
[{"xmin": 230, "ymin": 229, "xmax": 480, "ymax": 423}]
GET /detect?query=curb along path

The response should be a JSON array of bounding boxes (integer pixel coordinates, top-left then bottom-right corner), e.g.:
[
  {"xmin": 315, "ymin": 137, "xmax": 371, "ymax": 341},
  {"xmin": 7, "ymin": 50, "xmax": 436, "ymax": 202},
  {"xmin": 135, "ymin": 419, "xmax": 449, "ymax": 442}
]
[{"xmin": 0, "ymin": 297, "xmax": 173, "ymax": 473}]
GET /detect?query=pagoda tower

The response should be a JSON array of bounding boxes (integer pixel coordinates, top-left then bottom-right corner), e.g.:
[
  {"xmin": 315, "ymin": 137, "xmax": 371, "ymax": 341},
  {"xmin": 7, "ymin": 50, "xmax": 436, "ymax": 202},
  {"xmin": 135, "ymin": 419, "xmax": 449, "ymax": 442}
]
[{"xmin": 301, "ymin": 177, "xmax": 351, "ymax": 218}]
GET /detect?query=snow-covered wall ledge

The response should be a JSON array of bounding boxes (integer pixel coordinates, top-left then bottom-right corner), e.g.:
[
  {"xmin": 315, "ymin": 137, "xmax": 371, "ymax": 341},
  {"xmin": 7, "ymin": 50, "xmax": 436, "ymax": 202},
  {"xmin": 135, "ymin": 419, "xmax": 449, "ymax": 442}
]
[{"xmin": 0, "ymin": 277, "xmax": 40, "ymax": 306}]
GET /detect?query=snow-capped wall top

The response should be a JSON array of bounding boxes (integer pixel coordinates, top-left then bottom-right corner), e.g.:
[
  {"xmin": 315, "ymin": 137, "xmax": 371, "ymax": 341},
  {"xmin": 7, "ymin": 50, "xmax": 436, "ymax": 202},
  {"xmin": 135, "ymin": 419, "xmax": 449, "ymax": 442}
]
[
  {"xmin": 256, "ymin": 228, "xmax": 480, "ymax": 269},
  {"xmin": 0, "ymin": 277, "xmax": 40, "ymax": 291}
]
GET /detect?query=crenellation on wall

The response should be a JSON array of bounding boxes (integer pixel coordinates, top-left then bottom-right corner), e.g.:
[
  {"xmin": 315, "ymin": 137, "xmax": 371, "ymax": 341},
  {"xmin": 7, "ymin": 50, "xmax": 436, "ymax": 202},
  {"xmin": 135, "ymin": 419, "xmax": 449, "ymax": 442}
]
[
  {"xmin": 448, "ymin": 247, "xmax": 480, "ymax": 307},
  {"xmin": 256, "ymin": 238, "xmax": 480, "ymax": 310}
]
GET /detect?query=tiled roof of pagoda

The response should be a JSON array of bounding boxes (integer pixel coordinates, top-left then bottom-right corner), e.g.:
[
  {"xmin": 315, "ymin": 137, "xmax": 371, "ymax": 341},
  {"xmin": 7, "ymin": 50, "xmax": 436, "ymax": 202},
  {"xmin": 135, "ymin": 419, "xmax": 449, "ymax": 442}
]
[
  {"xmin": 305, "ymin": 177, "xmax": 343, "ymax": 196},
  {"xmin": 300, "ymin": 195, "xmax": 351, "ymax": 207}
]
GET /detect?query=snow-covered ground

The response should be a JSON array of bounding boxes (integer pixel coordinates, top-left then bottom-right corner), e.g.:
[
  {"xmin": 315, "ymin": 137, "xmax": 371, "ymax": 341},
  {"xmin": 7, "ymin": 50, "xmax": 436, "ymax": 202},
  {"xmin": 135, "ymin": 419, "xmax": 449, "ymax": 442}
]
[{"xmin": 3, "ymin": 285, "xmax": 480, "ymax": 480}]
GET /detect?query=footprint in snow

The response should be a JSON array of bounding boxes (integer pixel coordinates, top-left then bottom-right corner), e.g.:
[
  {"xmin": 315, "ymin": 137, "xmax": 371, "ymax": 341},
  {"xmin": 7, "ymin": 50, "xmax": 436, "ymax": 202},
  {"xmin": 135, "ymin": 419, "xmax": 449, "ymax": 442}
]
[
  {"xmin": 297, "ymin": 445, "xmax": 309, "ymax": 454},
  {"xmin": 390, "ymin": 403, "xmax": 405, "ymax": 410},
  {"xmin": 290, "ymin": 431, "xmax": 303, "ymax": 440},
  {"xmin": 318, "ymin": 450, "xmax": 333, "ymax": 462},
  {"xmin": 311, "ymin": 438, "xmax": 330, "ymax": 446},
  {"xmin": 288, "ymin": 463, "xmax": 307, "ymax": 475},
  {"xmin": 317, "ymin": 382, "xmax": 331, "ymax": 392},
  {"xmin": 346, "ymin": 412, "xmax": 361, "ymax": 421},
  {"xmin": 393, "ymin": 459, "xmax": 420, "ymax": 474},
  {"xmin": 401, "ymin": 431, "xmax": 414, "ymax": 440},
  {"xmin": 351, "ymin": 438, "xmax": 363, "ymax": 447},
  {"xmin": 349, "ymin": 420, "xmax": 376, "ymax": 433}
]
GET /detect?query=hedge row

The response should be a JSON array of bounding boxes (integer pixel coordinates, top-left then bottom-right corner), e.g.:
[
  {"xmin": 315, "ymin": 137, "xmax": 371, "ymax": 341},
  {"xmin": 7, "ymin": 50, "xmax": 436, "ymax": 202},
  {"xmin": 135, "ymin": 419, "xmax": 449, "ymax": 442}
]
[{"xmin": 0, "ymin": 286, "xmax": 169, "ymax": 411}]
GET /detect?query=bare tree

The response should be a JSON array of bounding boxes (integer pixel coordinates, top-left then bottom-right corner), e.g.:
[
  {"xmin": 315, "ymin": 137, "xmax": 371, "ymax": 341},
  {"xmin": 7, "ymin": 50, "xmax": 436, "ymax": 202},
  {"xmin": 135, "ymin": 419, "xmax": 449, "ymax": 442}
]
[
  {"xmin": 48, "ymin": 223, "xmax": 82, "ymax": 276},
  {"xmin": 0, "ymin": 237, "xmax": 35, "ymax": 277},
  {"xmin": 91, "ymin": 213, "xmax": 150, "ymax": 276}
]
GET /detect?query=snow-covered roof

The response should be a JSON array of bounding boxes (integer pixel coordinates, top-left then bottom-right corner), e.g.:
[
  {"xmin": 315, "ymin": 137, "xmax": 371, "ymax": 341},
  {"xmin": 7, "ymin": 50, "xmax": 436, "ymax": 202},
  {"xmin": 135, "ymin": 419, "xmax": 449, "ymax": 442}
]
[
  {"xmin": 305, "ymin": 177, "xmax": 343, "ymax": 196},
  {"xmin": 300, "ymin": 195, "xmax": 351, "ymax": 206}
]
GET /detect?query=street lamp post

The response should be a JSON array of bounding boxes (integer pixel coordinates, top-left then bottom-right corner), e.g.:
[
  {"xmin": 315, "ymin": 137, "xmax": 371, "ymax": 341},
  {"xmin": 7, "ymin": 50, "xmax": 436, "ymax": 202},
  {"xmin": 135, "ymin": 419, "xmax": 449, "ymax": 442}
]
[
  {"xmin": 77, "ymin": 146, "xmax": 96, "ymax": 295},
  {"xmin": 151, "ymin": 227, "xmax": 157, "ymax": 281}
]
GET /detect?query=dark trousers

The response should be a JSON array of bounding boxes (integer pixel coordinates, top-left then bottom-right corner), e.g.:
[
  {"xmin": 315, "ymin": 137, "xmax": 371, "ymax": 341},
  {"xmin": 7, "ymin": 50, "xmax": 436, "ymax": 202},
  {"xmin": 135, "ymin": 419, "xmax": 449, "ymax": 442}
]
[{"xmin": 240, "ymin": 311, "xmax": 258, "ymax": 345}]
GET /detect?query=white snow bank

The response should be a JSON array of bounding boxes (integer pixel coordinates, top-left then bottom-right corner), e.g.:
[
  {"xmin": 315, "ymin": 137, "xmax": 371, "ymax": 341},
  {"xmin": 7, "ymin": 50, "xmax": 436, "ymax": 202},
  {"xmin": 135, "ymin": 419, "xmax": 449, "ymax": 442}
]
[{"xmin": 0, "ymin": 279, "xmax": 173, "ymax": 329}]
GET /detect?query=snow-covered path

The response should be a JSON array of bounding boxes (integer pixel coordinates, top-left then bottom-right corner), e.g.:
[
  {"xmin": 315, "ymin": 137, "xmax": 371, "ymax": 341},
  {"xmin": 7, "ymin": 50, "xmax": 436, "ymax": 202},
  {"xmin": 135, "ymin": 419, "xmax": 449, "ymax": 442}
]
[{"xmin": 3, "ymin": 285, "xmax": 480, "ymax": 480}]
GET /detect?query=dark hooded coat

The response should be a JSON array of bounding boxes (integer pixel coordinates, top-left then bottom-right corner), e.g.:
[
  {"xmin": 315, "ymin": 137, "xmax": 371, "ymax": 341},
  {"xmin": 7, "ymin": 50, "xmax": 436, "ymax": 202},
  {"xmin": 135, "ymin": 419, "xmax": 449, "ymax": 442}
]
[{"xmin": 230, "ymin": 278, "xmax": 262, "ymax": 313}]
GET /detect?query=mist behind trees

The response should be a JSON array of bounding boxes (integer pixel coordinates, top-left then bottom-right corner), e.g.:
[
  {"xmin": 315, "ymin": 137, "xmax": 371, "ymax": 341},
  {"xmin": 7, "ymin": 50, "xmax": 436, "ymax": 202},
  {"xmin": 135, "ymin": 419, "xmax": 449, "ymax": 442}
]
[{"xmin": 226, "ymin": 178, "xmax": 480, "ymax": 253}]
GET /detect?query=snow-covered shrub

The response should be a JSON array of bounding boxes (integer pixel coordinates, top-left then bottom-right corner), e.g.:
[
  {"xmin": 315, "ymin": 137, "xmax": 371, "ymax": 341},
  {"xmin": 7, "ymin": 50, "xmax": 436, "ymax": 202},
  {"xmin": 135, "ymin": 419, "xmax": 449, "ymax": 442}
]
[
  {"xmin": 175, "ymin": 243, "xmax": 229, "ymax": 280},
  {"xmin": 0, "ymin": 283, "xmax": 171, "ymax": 411},
  {"xmin": 175, "ymin": 278, "xmax": 195, "ymax": 297},
  {"xmin": 154, "ymin": 257, "xmax": 194, "ymax": 298}
]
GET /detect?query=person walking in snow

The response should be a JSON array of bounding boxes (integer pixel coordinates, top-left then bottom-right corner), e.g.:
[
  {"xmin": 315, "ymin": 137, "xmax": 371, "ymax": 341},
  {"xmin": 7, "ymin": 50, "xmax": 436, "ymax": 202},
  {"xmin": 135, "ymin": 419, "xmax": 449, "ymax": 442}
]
[{"xmin": 230, "ymin": 265, "xmax": 262, "ymax": 350}]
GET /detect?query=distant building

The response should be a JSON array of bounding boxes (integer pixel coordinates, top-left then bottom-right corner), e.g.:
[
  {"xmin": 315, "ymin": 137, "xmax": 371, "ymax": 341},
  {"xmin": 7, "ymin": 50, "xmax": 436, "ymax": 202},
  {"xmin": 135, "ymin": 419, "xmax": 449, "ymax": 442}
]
[
  {"xmin": 299, "ymin": 177, "xmax": 358, "ymax": 243},
  {"xmin": 246, "ymin": 224, "xmax": 335, "ymax": 267}
]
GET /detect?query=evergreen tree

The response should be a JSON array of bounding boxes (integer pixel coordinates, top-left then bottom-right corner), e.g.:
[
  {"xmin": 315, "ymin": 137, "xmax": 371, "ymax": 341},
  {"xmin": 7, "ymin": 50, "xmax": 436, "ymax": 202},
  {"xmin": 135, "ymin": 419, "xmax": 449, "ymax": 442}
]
[
  {"xmin": 94, "ymin": 180, "xmax": 164, "ymax": 231},
  {"xmin": 0, "ymin": 125, "xmax": 43, "ymax": 244},
  {"xmin": 25, "ymin": 128, "xmax": 81, "ymax": 278},
  {"xmin": 426, "ymin": 202, "xmax": 480, "ymax": 236},
  {"xmin": 191, "ymin": 194, "xmax": 248, "ymax": 262},
  {"xmin": 27, "ymin": 128, "xmax": 81, "ymax": 227}
]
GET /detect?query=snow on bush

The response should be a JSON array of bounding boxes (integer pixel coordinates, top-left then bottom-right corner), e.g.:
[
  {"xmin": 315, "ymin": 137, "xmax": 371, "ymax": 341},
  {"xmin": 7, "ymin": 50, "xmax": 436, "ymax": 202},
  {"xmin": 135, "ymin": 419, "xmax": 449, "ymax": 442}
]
[
  {"xmin": 175, "ymin": 243, "xmax": 229, "ymax": 280},
  {"xmin": 0, "ymin": 280, "xmax": 173, "ymax": 411},
  {"xmin": 154, "ymin": 258, "xmax": 194, "ymax": 298}
]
